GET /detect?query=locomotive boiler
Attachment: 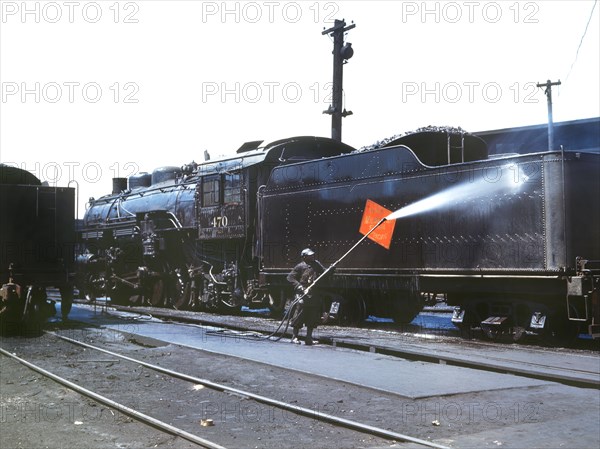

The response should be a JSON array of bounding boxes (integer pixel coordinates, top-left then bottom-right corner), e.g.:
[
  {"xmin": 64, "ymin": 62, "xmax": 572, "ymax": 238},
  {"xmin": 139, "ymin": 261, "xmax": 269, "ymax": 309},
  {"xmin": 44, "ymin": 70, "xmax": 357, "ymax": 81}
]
[
  {"xmin": 0, "ymin": 164, "xmax": 75, "ymax": 333},
  {"xmin": 78, "ymin": 130, "xmax": 600, "ymax": 340}
]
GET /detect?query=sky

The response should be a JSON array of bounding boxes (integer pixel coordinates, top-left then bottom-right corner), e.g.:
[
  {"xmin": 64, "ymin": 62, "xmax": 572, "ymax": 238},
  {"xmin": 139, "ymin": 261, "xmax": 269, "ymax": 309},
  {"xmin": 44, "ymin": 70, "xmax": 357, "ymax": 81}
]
[{"xmin": 1, "ymin": 0, "xmax": 599, "ymax": 216}]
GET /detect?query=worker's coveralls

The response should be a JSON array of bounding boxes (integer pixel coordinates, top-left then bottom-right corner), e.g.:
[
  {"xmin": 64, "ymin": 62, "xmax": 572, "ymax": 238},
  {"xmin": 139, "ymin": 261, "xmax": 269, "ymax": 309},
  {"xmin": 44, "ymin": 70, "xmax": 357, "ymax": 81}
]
[{"xmin": 287, "ymin": 259, "xmax": 326, "ymax": 343}]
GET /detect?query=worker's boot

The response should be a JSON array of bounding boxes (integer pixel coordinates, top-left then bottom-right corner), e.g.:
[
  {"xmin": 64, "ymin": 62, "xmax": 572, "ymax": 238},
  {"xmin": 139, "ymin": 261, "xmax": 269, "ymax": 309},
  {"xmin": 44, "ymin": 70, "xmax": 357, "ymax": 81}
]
[
  {"xmin": 291, "ymin": 327, "xmax": 301, "ymax": 344},
  {"xmin": 305, "ymin": 327, "xmax": 315, "ymax": 346}
]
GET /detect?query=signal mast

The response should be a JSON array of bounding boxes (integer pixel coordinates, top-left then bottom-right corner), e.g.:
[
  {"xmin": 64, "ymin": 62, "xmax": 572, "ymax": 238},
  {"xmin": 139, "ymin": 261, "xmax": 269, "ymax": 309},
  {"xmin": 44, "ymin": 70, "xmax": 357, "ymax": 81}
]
[{"xmin": 322, "ymin": 19, "xmax": 355, "ymax": 142}]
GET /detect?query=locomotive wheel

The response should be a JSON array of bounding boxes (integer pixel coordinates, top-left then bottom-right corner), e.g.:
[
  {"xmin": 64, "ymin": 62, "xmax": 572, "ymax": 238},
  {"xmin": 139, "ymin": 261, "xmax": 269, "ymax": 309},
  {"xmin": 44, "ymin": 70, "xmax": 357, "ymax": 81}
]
[
  {"xmin": 78, "ymin": 273, "xmax": 98, "ymax": 302},
  {"xmin": 128, "ymin": 294, "xmax": 143, "ymax": 305},
  {"xmin": 171, "ymin": 271, "xmax": 189, "ymax": 310},
  {"xmin": 20, "ymin": 287, "xmax": 53, "ymax": 335},
  {"xmin": 218, "ymin": 300, "xmax": 243, "ymax": 315},
  {"xmin": 148, "ymin": 279, "xmax": 165, "ymax": 306},
  {"xmin": 188, "ymin": 286, "xmax": 201, "ymax": 310},
  {"xmin": 176, "ymin": 281, "xmax": 193, "ymax": 311},
  {"xmin": 0, "ymin": 284, "xmax": 24, "ymax": 331}
]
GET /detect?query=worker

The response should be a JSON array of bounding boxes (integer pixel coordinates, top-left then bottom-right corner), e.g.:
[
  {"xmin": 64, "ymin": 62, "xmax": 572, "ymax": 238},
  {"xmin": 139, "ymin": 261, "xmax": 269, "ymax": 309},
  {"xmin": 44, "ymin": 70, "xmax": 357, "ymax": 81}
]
[{"xmin": 286, "ymin": 248, "xmax": 326, "ymax": 345}]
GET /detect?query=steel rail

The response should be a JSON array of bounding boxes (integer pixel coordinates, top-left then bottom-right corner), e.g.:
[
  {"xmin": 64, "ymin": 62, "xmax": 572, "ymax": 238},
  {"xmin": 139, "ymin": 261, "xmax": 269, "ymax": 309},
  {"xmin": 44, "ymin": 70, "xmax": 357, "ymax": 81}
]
[
  {"xmin": 0, "ymin": 346, "xmax": 226, "ymax": 449},
  {"xmin": 98, "ymin": 303, "xmax": 599, "ymax": 389},
  {"xmin": 325, "ymin": 340, "xmax": 600, "ymax": 389},
  {"xmin": 49, "ymin": 331, "xmax": 451, "ymax": 449}
]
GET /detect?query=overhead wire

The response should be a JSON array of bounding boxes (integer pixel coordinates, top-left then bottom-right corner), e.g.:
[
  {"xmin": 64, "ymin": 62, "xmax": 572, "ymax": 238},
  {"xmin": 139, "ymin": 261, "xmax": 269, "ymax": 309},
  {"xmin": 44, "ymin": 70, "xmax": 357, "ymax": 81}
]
[{"xmin": 565, "ymin": 0, "xmax": 598, "ymax": 81}]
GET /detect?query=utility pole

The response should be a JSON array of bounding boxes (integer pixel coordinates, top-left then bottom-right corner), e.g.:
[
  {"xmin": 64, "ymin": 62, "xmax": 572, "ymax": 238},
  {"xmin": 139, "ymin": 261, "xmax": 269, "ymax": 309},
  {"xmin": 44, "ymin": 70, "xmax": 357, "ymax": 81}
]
[
  {"xmin": 322, "ymin": 19, "xmax": 355, "ymax": 142},
  {"xmin": 536, "ymin": 79, "xmax": 561, "ymax": 151}
]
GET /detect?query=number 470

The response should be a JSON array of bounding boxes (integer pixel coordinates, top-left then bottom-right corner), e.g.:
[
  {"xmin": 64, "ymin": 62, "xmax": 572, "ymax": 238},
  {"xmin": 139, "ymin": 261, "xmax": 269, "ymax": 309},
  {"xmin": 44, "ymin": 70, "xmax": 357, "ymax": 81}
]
[{"xmin": 212, "ymin": 216, "xmax": 228, "ymax": 227}]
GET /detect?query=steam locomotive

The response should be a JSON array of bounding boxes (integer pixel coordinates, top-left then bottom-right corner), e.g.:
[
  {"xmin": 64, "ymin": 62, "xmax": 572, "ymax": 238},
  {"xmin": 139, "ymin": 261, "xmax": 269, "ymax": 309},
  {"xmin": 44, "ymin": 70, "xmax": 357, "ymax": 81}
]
[
  {"xmin": 0, "ymin": 164, "xmax": 75, "ymax": 333},
  {"xmin": 77, "ymin": 131, "xmax": 600, "ymax": 340}
]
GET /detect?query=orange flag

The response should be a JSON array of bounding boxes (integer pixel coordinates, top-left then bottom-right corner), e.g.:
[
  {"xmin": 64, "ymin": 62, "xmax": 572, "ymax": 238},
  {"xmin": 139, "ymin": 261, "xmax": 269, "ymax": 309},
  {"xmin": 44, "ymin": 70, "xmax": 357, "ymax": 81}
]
[{"xmin": 359, "ymin": 199, "xmax": 396, "ymax": 250}]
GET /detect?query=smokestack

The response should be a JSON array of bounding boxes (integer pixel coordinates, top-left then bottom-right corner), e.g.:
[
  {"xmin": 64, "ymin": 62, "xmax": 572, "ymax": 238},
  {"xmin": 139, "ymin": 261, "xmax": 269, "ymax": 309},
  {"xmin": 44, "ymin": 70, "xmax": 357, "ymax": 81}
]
[{"xmin": 112, "ymin": 177, "xmax": 127, "ymax": 194}]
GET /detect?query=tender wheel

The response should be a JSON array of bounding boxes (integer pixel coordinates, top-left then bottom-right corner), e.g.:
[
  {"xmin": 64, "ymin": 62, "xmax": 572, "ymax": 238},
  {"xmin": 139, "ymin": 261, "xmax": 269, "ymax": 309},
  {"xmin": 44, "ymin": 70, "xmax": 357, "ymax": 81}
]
[
  {"xmin": 336, "ymin": 294, "xmax": 367, "ymax": 326},
  {"xmin": 452, "ymin": 303, "xmax": 486, "ymax": 338},
  {"xmin": 511, "ymin": 304, "xmax": 531, "ymax": 343},
  {"xmin": 59, "ymin": 285, "xmax": 74, "ymax": 318},
  {"xmin": 541, "ymin": 306, "xmax": 581, "ymax": 345},
  {"xmin": 482, "ymin": 324, "xmax": 503, "ymax": 341},
  {"xmin": 267, "ymin": 289, "xmax": 287, "ymax": 318},
  {"xmin": 391, "ymin": 292, "xmax": 423, "ymax": 325}
]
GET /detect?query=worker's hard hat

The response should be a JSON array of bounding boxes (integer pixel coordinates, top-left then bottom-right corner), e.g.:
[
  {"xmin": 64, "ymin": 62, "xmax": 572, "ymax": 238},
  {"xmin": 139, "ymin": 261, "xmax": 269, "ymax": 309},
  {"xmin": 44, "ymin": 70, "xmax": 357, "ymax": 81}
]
[{"xmin": 301, "ymin": 248, "xmax": 315, "ymax": 257}]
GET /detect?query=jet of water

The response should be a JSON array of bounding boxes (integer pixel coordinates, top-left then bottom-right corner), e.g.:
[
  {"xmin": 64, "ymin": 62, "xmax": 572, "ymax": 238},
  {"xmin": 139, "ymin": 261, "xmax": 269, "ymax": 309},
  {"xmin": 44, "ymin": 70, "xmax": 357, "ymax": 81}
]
[{"xmin": 386, "ymin": 163, "xmax": 528, "ymax": 221}]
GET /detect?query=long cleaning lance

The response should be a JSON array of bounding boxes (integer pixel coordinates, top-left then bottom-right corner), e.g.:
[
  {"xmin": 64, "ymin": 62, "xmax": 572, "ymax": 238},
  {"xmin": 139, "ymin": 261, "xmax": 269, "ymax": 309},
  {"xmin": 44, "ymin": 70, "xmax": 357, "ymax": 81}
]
[{"xmin": 301, "ymin": 217, "xmax": 388, "ymax": 298}]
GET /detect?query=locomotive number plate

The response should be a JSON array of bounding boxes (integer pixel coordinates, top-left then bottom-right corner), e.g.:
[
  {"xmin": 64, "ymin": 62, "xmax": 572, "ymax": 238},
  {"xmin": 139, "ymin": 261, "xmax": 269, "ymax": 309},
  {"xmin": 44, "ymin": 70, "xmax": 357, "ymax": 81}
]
[{"xmin": 212, "ymin": 216, "xmax": 228, "ymax": 227}]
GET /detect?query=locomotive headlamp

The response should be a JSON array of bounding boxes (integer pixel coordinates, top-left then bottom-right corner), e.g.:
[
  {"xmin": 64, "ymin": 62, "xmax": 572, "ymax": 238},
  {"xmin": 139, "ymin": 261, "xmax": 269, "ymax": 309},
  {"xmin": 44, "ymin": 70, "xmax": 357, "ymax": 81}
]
[{"xmin": 340, "ymin": 42, "xmax": 354, "ymax": 60}]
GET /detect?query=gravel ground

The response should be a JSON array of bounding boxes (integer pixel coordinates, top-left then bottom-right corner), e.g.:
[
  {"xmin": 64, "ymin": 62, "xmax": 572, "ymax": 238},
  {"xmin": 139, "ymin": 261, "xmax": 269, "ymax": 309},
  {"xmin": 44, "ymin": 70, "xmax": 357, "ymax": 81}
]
[
  {"xmin": 1, "ymin": 316, "xmax": 599, "ymax": 449},
  {"xmin": 0, "ymin": 352, "xmax": 200, "ymax": 449},
  {"xmin": 1, "ymin": 328, "xmax": 397, "ymax": 449}
]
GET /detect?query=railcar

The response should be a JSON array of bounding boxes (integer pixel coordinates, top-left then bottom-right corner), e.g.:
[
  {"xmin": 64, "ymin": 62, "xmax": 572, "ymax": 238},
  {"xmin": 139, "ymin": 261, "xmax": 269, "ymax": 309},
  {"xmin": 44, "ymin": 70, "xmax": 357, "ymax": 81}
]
[
  {"xmin": 78, "ymin": 130, "xmax": 600, "ymax": 340},
  {"xmin": 0, "ymin": 164, "xmax": 75, "ymax": 333},
  {"xmin": 260, "ymin": 130, "xmax": 600, "ymax": 339}
]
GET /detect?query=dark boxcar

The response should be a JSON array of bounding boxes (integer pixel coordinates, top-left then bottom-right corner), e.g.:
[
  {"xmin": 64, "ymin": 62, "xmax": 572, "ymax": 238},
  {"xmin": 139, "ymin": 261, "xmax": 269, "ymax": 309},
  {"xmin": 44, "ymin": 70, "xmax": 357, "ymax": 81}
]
[
  {"xmin": 259, "ymin": 134, "xmax": 600, "ymax": 339},
  {"xmin": 0, "ymin": 164, "xmax": 75, "ymax": 332}
]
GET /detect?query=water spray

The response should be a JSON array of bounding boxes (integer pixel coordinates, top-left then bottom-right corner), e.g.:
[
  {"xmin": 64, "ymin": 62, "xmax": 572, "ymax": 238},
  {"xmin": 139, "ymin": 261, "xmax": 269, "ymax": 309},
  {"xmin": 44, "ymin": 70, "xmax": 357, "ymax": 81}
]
[
  {"xmin": 300, "ymin": 163, "xmax": 530, "ymax": 296},
  {"xmin": 387, "ymin": 163, "xmax": 529, "ymax": 220}
]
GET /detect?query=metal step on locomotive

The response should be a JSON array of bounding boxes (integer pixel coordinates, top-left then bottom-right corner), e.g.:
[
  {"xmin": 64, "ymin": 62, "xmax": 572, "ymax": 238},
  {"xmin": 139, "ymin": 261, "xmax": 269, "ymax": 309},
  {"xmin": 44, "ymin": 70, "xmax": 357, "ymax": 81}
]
[{"xmin": 76, "ymin": 128, "xmax": 600, "ymax": 341}]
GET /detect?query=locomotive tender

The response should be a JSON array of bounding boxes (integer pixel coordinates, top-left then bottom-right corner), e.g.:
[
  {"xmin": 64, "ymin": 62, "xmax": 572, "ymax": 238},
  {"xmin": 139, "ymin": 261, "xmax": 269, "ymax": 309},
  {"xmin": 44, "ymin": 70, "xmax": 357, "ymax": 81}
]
[
  {"xmin": 78, "ymin": 131, "xmax": 600, "ymax": 340},
  {"xmin": 0, "ymin": 164, "xmax": 75, "ymax": 333}
]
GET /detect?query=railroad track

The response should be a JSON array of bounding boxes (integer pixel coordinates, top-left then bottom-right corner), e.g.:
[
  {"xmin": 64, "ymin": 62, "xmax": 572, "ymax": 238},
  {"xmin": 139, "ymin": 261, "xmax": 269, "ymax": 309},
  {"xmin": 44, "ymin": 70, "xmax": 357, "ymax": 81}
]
[
  {"xmin": 93, "ymin": 302, "xmax": 600, "ymax": 390},
  {"xmin": 1, "ymin": 328, "xmax": 451, "ymax": 449},
  {"xmin": 73, "ymin": 295, "xmax": 600, "ymax": 351}
]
